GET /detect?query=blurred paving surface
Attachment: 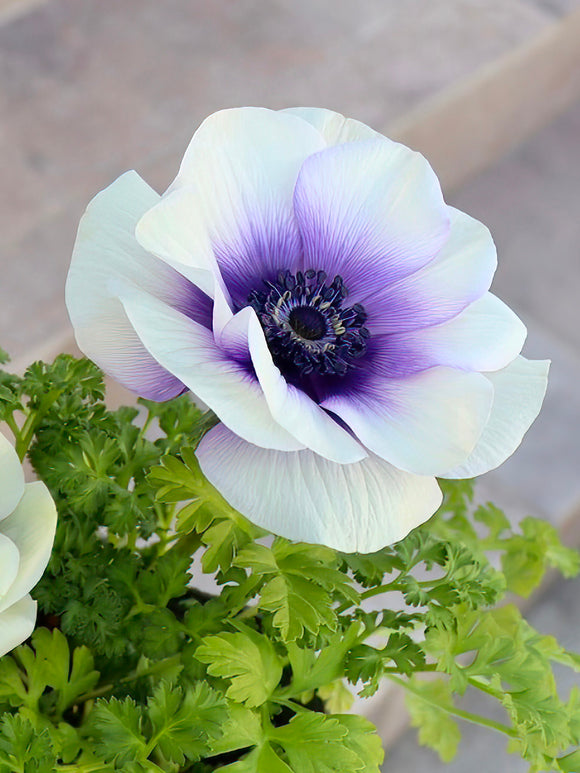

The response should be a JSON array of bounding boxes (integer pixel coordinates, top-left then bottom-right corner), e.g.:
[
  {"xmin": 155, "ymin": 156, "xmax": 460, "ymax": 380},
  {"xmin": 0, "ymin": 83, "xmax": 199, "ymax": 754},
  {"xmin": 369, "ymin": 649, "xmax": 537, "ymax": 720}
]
[
  {"xmin": 524, "ymin": 0, "xmax": 580, "ymax": 14},
  {"xmin": 454, "ymin": 101, "xmax": 580, "ymax": 353},
  {"xmin": 0, "ymin": 0, "xmax": 553, "ymax": 357}
]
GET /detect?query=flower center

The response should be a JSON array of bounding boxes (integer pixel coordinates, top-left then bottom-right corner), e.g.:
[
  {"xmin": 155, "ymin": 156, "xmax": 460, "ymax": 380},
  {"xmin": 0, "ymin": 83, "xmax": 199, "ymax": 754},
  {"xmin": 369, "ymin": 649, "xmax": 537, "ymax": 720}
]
[
  {"xmin": 247, "ymin": 269, "xmax": 370, "ymax": 377},
  {"xmin": 288, "ymin": 306, "xmax": 327, "ymax": 341}
]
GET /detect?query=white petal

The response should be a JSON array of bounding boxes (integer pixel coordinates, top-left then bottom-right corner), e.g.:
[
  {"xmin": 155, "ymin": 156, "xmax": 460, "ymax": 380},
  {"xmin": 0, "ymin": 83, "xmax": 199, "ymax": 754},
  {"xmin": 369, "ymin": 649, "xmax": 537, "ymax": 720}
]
[
  {"xmin": 119, "ymin": 287, "xmax": 304, "ymax": 452},
  {"xmin": 365, "ymin": 206, "xmax": 497, "ymax": 334},
  {"xmin": 281, "ymin": 107, "xmax": 381, "ymax": 145},
  {"xmin": 197, "ymin": 424, "xmax": 442, "ymax": 553},
  {"xmin": 0, "ymin": 482, "xmax": 56, "ymax": 614},
  {"xmin": 323, "ymin": 368, "xmax": 493, "ymax": 476},
  {"xmin": 0, "ymin": 595, "xmax": 37, "ymax": 658},
  {"xmin": 169, "ymin": 106, "xmax": 324, "ymax": 191},
  {"xmin": 245, "ymin": 311, "xmax": 367, "ymax": 464},
  {"xmin": 381, "ymin": 292, "xmax": 527, "ymax": 375},
  {"xmin": 135, "ymin": 185, "xmax": 229, "ymax": 300},
  {"xmin": 442, "ymin": 356, "xmax": 549, "ymax": 479},
  {"xmin": 294, "ymin": 138, "xmax": 449, "ymax": 299},
  {"xmin": 65, "ymin": 170, "xmax": 197, "ymax": 400},
  {"xmin": 165, "ymin": 108, "xmax": 325, "ymax": 306},
  {"xmin": 0, "ymin": 433, "xmax": 24, "ymax": 522},
  {"xmin": 135, "ymin": 192, "xmax": 237, "ymax": 340},
  {"xmin": 0, "ymin": 533, "xmax": 20, "ymax": 600}
]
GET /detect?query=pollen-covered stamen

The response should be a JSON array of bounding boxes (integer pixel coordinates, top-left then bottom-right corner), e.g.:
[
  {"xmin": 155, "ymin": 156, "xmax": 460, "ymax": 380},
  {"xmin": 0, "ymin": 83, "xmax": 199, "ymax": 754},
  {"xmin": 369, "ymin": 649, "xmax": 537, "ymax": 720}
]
[{"xmin": 247, "ymin": 269, "xmax": 370, "ymax": 377}]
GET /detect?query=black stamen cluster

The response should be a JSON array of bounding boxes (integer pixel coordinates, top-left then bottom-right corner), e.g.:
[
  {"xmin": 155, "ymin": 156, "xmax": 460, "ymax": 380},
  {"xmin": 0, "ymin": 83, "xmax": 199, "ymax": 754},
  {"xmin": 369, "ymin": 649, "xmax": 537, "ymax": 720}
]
[{"xmin": 247, "ymin": 269, "xmax": 370, "ymax": 377}]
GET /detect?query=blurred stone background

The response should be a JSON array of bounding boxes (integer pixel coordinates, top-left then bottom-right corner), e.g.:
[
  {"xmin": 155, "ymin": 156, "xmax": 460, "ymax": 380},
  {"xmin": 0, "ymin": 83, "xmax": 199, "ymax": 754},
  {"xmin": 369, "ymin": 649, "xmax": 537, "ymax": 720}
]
[{"xmin": 0, "ymin": 1, "xmax": 579, "ymax": 769}]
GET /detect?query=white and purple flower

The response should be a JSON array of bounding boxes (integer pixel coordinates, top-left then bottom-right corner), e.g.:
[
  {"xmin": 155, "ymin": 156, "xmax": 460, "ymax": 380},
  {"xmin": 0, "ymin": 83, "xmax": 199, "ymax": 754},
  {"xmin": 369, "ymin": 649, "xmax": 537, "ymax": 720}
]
[
  {"xmin": 65, "ymin": 107, "xmax": 548, "ymax": 553},
  {"xmin": 0, "ymin": 433, "xmax": 57, "ymax": 657}
]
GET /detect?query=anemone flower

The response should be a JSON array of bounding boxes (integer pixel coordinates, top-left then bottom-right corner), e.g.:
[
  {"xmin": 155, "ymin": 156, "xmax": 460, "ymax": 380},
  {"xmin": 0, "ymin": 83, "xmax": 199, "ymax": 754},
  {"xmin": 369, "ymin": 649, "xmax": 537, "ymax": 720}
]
[
  {"xmin": 66, "ymin": 107, "xmax": 548, "ymax": 553},
  {"xmin": 0, "ymin": 433, "xmax": 57, "ymax": 657}
]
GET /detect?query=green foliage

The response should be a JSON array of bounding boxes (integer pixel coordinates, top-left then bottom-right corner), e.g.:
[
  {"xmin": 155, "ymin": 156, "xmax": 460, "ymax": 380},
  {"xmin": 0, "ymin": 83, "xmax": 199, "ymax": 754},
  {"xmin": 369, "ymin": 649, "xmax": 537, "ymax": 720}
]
[
  {"xmin": 0, "ymin": 352, "xmax": 578, "ymax": 771},
  {"xmin": 405, "ymin": 678, "xmax": 461, "ymax": 762},
  {"xmin": 0, "ymin": 628, "xmax": 99, "ymax": 718},
  {"xmin": 89, "ymin": 682, "xmax": 227, "ymax": 769},
  {"xmin": 234, "ymin": 541, "xmax": 359, "ymax": 641},
  {"xmin": 0, "ymin": 715, "xmax": 56, "ymax": 773},
  {"xmin": 196, "ymin": 627, "xmax": 283, "ymax": 707},
  {"xmin": 269, "ymin": 712, "xmax": 381, "ymax": 772}
]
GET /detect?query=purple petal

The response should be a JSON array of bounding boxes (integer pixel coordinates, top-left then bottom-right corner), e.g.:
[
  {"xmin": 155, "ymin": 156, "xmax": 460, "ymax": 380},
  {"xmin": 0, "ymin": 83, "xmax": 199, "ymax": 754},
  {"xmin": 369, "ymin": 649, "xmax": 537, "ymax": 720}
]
[
  {"xmin": 371, "ymin": 293, "xmax": 527, "ymax": 377},
  {"xmin": 361, "ymin": 206, "xmax": 497, "ymax": 335},
  {"xmin": 293, "ymin": 138, "xmax": 449, "ymax": 300},
  {"xmin": 322, "ymin": 366, "xmax": 493, "ymax": 476}
]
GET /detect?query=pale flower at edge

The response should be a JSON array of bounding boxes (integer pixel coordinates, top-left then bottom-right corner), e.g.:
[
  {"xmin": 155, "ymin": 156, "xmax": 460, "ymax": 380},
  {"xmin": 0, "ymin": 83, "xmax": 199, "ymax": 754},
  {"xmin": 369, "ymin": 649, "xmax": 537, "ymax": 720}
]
[
  {"xmin": 65, "ymin": 107, "xmax": 549, "ymax": 553},
  {"xmin": 0, "ymin": 433, "xmax": 57, "ymax": 657}
]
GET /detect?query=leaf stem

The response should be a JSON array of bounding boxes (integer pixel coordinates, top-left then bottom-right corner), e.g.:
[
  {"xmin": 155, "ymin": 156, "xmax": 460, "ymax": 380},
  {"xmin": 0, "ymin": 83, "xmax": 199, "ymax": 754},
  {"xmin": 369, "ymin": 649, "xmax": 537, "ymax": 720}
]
[
  {"xmin": 15, "ymin": 389, "xmax": 62, "ymax": 460},
  {"xmin": 467, "ymin": 676, "xmax": 504, "ymax": 700},
  {"xmin": 337, "ymin": 574, "xmax": 441, "ymax": 613},
  {"xmin": 272, "ymin": 697, "xmax": 312, "ymax": 714},
  {"xmin": 3, "ymin": 412, "xmax": 22, "ymax": 445},
  {"xmin": 387, "ymin": 674, "xmax": 517, "ymax": 739}
]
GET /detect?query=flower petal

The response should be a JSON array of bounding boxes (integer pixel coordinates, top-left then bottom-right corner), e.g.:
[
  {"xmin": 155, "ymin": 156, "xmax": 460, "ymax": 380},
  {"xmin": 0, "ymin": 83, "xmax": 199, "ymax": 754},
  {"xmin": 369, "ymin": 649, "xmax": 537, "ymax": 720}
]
[
  {"xmin": 0, "ymin": 595, "xmax": 37, "ymax": 658},
  {"xmin": 376, "ymin": 292, "xmax": 527, "ymax": 376},
  {"xmin": 246, "ymin": 311, "xmax": 367, "ymax": 464},
  {"xmin": 0, "ymin": 533, "xmax": 20, "ymax": 600},
  {"xmin": 293, "ymin": 138, "xmax": 449, "ymax": 298},
  {"xmin": 0, "ymin": 433, "xmax": 24, "ymax": 523},
  {"xmin": 197, "ymin": 424, "xmax": 442, "ymax": 553},
  {"xmin": 0, "ymin": 482, "xmax": 57, "ymax": 615},
  {"xmin": 65, "ymin": 170, "xmax": 213, "ymax": 400},
  {"xmin": 135, "ymin": 185, "xmax": 230, "ymax": 300},
  {"xmin": 166, "ymin": 107, "xmax": 326, "ymax": 307},
  {"xmin": 280, "ymin": 107, "xmax": 381, "ymax": 145},
  {"xmin": 442, "ymin": 356, "xmax": 549, "ymax": 479},
  {"xmin": 119, "ymin": 286, "xmax": 304, "ymax": 451},
  {"xmin": 364, "ymin": 206, "xmax": 497, "ymax": 334},
  {"xmin": 322, "ymin": 367, "xmax": 494, "ymax": 476}
]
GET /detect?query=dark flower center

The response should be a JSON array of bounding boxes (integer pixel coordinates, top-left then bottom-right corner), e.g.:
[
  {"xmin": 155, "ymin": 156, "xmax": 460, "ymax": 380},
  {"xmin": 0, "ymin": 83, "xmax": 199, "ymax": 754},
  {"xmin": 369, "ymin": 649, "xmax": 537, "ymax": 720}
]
[
  {"xmin": 247, "ymin": 269, "xmax": 370, "ymax": 377},
  {"xmin": 288, "ymin": 306, "xmax": 327, "ymax": 341}
]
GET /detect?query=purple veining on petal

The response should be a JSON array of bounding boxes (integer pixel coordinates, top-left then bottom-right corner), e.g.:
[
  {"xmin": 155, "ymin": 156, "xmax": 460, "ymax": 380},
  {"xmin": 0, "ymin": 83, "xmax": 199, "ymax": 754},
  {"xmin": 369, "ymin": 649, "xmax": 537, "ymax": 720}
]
[
  {"xmin": 124, "ymin": 363, "xmax": 188, "ymax": 402},
  {"xmin": 361, "ymin": 287, "xmax": 471, "ymax": 336},
  {"xmin": 217, "ymin": 309, "xmax": 257, "ymax": 375},
  {"xmin": 360, "ymin": 272, "xmax": 485, "ymax": 336},
  {"xmin": 300, "ymin": 338, "xmax": 377, "ymax": 403},
  {"xmin": 212, "ymin": 201, "xmax": 304, "ymax": 311},
  {"xmin": 293, "ymin": 140, "xmax": 450, "ymax": 311},
  {"xmin": 115, "ymin": 266, "xmax": 213, "ymax": 400},
  {"xmin": 131, "ymin": 368, "xmax": 188, "ymax": 403},
  {"xmin": 162, "ymin": 263, "xmax": 214, "ymax": 330}
]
